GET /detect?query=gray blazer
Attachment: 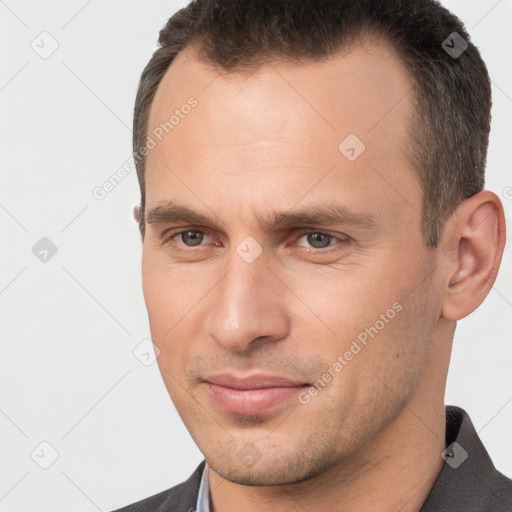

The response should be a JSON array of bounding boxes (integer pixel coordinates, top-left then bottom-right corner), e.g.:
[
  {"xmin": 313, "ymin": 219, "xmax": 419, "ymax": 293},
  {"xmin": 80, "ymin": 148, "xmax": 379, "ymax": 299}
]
[{"xmin": 111, "ymin": 406, "xmax": 512, "ymax": 511}]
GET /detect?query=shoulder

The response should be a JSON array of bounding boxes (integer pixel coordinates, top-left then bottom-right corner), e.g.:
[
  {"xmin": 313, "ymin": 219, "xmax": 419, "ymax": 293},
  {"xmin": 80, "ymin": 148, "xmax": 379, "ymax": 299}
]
[
  {"xmin": 490, "ymin": 472, "xmax": 512, "ymax": 510},
  {"xmin": 109, "ymin": 460, "xmax": 206, "ymax": 512},
  {"xmin": 420, "ymin": 406, "xmax": 512, "ymax": 511}
]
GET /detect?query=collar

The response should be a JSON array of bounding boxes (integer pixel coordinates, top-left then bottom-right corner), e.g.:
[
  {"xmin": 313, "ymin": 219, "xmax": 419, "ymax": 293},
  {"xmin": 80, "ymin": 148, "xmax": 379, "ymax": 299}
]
[{"xmin": 196, "ymin": 460, "xmax": 211, "ymax": 512}]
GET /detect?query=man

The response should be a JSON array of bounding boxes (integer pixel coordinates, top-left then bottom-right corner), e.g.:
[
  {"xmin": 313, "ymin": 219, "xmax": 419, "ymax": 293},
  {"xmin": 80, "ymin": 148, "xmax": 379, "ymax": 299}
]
[{"xmin": 112, "ymin": 0, "xmax": 511, "ymax": 510}]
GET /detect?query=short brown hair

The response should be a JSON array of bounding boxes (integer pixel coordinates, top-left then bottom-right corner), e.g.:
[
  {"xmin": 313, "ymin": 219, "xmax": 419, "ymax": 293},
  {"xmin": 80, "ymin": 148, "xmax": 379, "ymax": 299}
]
[{"xmin": 133, "ymin": 0, "xmax": 491, "ymax": 248}]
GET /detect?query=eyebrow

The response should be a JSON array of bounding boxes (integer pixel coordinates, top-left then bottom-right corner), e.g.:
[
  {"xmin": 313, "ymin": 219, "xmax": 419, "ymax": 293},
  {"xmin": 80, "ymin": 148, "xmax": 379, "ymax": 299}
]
[{"xmin": 146, "ymin": 201, "xmax": 378, "ymax": 232}]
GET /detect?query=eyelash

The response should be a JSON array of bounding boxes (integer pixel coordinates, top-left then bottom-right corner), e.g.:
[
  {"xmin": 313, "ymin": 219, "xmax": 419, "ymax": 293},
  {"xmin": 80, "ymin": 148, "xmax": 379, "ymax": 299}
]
[{"xmin": 161, "ymin": 228, "xmax": 349, "ymax": 253}]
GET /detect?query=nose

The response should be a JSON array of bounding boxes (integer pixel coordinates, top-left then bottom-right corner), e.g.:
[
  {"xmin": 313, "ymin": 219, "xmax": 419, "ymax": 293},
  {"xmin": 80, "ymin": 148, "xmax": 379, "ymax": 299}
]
[{"xmin": 204, "ymin": 251, "xmax": 290, "ymax": 353}]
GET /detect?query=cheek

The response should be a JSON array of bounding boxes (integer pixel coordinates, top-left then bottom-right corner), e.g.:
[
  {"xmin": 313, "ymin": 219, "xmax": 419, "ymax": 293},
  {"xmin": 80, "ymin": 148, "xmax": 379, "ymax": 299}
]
[
  {"xmin": 301, "ymin": 268, "xmax": 433, "ymax": 392},
  {"xmin": 294, "ymin": 269, "xmax": 402, "ymax": 345},
  {"xmin": 141, "ymin": 259, "xmax": 187, "ymax": 371},
  {"xmin": 142, "ymin": 253, "xmax": 196, "ymax": 332},
  {"xmin": 353, "ymin": 281, "xmax": 437, "ymax": 402},
  {"xmin": 141, "ymin": 257, "xmax": 216, "ymax": 377}
]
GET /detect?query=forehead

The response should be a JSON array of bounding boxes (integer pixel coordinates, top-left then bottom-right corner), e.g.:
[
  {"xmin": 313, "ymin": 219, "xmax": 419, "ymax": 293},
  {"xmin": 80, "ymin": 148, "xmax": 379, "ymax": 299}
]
[
  {"xmin": 149, "ymin": 39, "xmax": 414, "ymax": 143},
  {"xmin": 144, "ymin": 40, "xmax": 420, "ymax": 232}
]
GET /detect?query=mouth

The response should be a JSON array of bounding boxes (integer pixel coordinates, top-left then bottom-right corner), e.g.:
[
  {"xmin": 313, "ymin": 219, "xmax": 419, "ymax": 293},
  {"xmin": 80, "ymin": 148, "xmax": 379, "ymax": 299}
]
[{"xmin": 203, "ymin": 373, "xmax": 310, "ymax": 415}]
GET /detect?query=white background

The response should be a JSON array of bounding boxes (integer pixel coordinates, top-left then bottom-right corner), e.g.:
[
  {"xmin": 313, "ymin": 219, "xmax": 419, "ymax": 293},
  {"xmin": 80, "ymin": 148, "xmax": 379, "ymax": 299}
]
[{"xmin": 1, "ymin": 1, "xmax": 511, "ymax": 510}]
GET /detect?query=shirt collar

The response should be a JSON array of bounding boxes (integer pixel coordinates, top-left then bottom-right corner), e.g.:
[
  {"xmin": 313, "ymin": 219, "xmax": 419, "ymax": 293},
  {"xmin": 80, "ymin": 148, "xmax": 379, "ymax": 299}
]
[{"xmin": 196, "ymin": 460, "xmax": 211, "ymax": 512}]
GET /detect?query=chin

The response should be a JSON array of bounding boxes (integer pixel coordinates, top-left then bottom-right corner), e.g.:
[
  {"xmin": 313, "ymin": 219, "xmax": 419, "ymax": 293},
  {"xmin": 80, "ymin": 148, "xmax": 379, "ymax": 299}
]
[{"xmin": 206, "ymin": 449, "xmax": 339, "ymax": 487}]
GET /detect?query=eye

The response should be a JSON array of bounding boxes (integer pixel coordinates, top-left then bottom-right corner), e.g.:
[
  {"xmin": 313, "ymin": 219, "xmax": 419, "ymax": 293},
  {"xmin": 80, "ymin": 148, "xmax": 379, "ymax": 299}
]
[
  {"xmin": 161, "ymin": 229, "xmax": 348, "ymax": 253},
  {"xmin": 294, "ymin": 231, "xmax": 347, "ymax": 250},
  {"xmin": 163, "ymin": 229, "xmax": 209, "ymax": 247}
]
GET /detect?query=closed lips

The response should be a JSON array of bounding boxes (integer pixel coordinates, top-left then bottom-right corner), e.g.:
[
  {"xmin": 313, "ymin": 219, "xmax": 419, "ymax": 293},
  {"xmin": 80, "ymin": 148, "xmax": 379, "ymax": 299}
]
[{"xmin": 204, "ymin": 374, "xmax": 310, "ymax": 389}]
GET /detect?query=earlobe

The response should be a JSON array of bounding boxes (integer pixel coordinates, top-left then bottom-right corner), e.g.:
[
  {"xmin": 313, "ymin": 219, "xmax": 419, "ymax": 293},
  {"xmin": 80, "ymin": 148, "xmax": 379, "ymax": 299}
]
[{"xmin": 441, "ymin": 191, "xmax": 506, "ymax": 321}]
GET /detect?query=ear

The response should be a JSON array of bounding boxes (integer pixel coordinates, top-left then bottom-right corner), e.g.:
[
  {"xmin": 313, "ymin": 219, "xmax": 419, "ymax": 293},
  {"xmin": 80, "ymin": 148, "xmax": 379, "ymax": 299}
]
[
  {"xmin": 133, "ymin": 205, "xmax": 141, "ymax": 224},
  {"xmin": 440, "ymin": 190, "xmax": 506, "ymax": 321}
]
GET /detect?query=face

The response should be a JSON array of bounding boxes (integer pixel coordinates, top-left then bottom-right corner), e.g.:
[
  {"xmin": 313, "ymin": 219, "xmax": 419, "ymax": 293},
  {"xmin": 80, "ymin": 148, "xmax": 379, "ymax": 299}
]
[{"xmin": 140, "ymin": 41, "xmax": 444, "ymax": 486}]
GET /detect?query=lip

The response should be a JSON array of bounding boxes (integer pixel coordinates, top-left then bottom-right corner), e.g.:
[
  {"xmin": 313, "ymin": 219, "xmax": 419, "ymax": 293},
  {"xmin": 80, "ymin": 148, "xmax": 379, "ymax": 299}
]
[{"xmin": 203, "ymin": 373, "xmax": 310, "ymax": 415}]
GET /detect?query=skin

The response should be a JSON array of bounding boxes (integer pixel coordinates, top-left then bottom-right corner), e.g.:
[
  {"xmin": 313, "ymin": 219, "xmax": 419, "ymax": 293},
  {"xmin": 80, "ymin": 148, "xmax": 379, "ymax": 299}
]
[{"xmin": 135, "ymin": 38, "xmax": 506, "ymax": 512}]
